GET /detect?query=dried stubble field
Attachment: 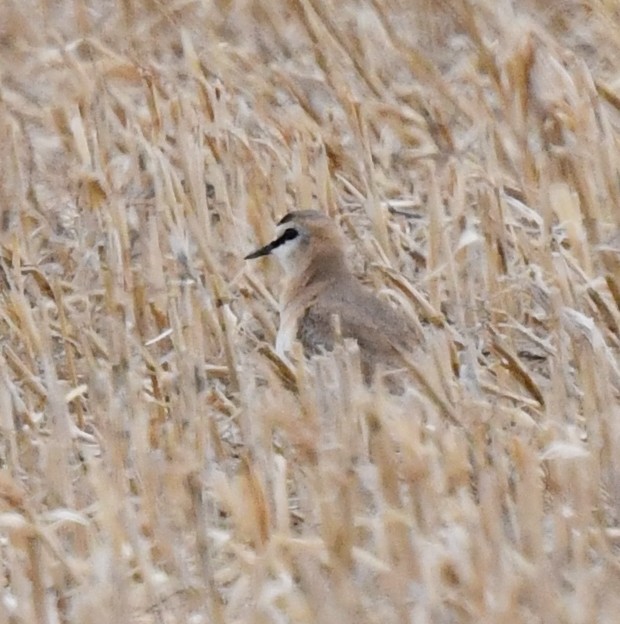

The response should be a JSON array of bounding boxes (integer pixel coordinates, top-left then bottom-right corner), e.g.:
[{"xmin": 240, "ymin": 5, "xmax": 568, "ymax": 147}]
[{"xmin": 1, "ymin": 0, "xmax": 620, "ymax": 622}]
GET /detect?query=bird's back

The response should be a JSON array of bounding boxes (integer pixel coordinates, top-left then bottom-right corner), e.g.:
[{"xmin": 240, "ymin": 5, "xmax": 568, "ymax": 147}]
[{"xmin": 296, "ymin": 274, "xmax": 417, "ymax": 380}]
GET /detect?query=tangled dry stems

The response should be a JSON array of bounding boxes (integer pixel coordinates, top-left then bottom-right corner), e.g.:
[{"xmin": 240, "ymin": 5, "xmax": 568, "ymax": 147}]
[{"xmin": 0, "ymin": 0, "xmax": 620, "ymax": 622}]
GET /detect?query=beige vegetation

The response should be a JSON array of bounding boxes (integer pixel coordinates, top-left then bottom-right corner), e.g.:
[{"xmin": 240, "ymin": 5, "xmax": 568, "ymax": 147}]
[{"xmin": 0, "ymin": 0, "xmax": 620, "ymax": 621}]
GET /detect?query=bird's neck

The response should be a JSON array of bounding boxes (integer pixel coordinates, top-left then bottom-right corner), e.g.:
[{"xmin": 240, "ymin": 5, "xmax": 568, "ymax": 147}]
[{"xmin": 283, "ymin": 250, "xmax": 350, "ymax": 308}]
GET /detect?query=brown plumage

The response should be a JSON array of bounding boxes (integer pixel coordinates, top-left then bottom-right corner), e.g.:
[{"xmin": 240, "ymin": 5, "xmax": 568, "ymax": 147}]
[{"xmin": 245, "ymin": 210, "xmax": 419, "ymax": 380}]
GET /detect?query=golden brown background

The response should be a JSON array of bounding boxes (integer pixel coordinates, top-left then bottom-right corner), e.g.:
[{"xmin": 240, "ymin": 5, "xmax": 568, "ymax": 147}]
[{"xmin": 0, "ymin": 1, "xmax": 619, "ymax": 622}]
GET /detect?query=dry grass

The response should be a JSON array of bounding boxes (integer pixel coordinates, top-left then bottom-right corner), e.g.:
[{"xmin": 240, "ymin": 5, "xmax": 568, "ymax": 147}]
[{"xmin": 1, "ymin": 0, "xmax": 620, "ymax": 621}]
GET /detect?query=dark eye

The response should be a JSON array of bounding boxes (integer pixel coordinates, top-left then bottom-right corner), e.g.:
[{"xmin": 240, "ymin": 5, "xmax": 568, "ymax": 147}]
[
  {"xmin": 267, "ymin": 227, "xmax": 299, "ymax": 252},
  {"xmin": 282, "ymin": 228, "xmax": 299, "ymax": 242}
]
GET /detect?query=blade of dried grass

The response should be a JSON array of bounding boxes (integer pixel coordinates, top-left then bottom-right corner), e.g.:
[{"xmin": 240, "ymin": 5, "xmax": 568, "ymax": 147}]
[
  {"xmin": 186, "ymin": 470, "xmax": 226, "ymax": 624},
  {"xmin": 587, "ymin": 286, "xmax": 620, "ymax": 339},
  {"xmin": 4, "ymin": 345, "xmax": 47, "ymax": 402},
  {"xmin": 377, "ymin": 265, "xmax": 446, "ymax": 326},
  {"xmin": 257, "ymin": 344, "xmax": 298, "ymax": 393},
  {"xmin": 395, "ymin": 347, "xmax": 459, "ymax": 425},
  {"xmin": 489, "ymin": 329, "xmax": 545, "ymax": 406}
]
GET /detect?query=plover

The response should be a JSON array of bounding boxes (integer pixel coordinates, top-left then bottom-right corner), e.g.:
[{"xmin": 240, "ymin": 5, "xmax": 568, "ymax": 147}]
[{"xmin": 245, "ymin": 210, "xmax": 420, "ymax": 382}]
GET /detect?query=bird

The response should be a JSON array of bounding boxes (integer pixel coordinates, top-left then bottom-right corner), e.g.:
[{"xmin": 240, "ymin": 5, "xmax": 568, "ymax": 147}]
[{"xmin": 244, "ymin": 210, "xmax": 420, "ymax": 384}]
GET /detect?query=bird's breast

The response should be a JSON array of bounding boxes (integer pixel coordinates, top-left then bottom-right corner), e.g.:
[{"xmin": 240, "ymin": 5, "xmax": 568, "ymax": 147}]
[{"xmin": 275, "ymin": 305, "xmax": 299, "ymax": 358}]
